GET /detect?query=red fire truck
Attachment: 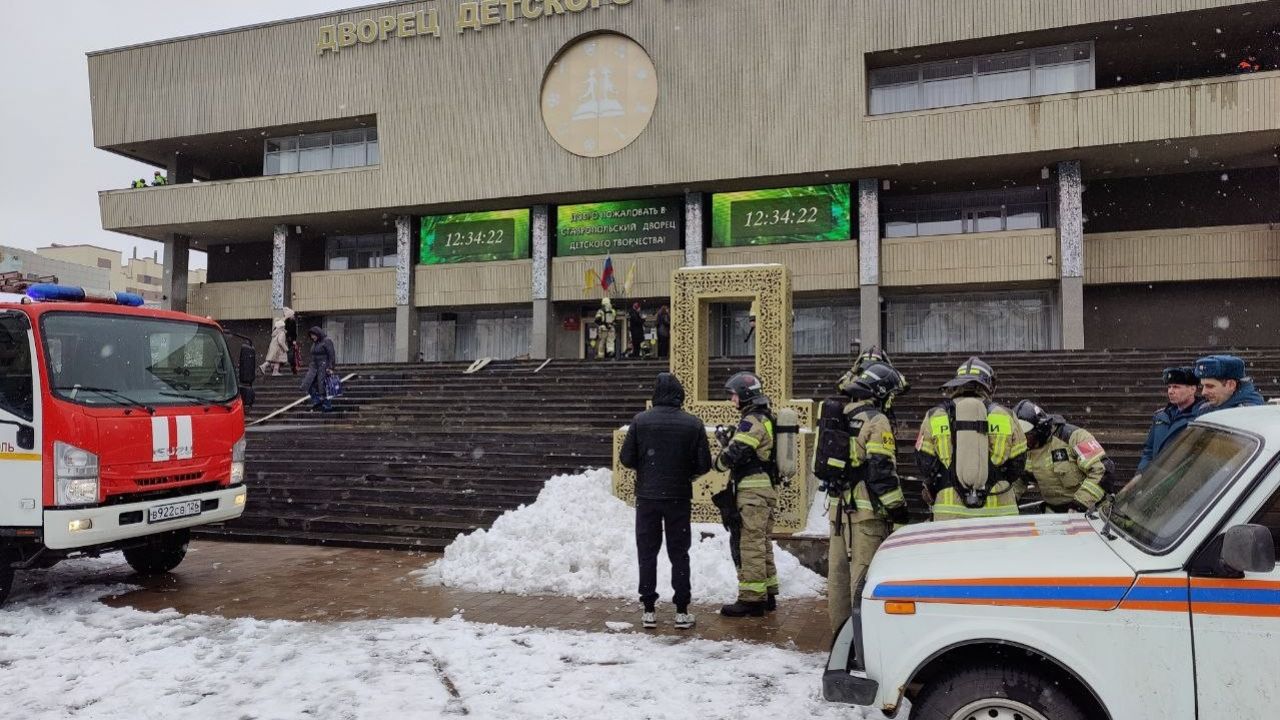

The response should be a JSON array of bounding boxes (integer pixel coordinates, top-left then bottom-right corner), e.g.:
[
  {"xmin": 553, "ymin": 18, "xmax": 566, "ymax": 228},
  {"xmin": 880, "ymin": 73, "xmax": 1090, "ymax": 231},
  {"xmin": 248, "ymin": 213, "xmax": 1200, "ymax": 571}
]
[{"xmin": 0, "ymin": 284, "xmax": 254, "ymax": 605}]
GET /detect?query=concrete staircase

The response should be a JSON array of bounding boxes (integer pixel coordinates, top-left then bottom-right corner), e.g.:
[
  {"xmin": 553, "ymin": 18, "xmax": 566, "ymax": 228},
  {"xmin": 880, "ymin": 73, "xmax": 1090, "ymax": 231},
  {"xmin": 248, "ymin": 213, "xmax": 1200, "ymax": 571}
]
[{"xmin": 196, "ymin": 349, "xmax": 1279, "ymax": 549}]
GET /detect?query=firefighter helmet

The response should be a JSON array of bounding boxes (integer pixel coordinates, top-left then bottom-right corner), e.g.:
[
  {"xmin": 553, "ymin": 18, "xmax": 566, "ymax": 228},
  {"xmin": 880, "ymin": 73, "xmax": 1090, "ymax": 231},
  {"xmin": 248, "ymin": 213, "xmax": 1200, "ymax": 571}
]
[
  {"xmin": 725, "ymin": 371, "xmax": 769, "ymax": 410},
  {"xmin": 942, "ymin": 356, "xmax": 996, "ymax": 397},
  {"xmin": 1014, "ymin": 399, "xmax": 1054, "ymax": 444},
  {"xmin": 840, "ymin": 362, "xmax": 906, "ymax": 405}
]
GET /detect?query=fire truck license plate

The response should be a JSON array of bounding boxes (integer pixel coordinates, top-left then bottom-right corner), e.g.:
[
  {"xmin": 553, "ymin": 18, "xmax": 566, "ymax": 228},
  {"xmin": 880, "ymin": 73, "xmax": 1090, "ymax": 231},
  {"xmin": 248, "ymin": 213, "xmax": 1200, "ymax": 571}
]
[{"xmin": 148, "ymin": 500, "xmax": 202, "ymax": 524}]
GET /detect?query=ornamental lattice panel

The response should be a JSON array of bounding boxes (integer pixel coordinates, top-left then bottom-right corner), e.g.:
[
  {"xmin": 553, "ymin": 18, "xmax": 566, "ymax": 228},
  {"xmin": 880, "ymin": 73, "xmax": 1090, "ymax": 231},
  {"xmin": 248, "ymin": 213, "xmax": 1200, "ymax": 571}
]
[{"xmin": 612, "ymin": 264, "xmax": 817, "ymax": 533}]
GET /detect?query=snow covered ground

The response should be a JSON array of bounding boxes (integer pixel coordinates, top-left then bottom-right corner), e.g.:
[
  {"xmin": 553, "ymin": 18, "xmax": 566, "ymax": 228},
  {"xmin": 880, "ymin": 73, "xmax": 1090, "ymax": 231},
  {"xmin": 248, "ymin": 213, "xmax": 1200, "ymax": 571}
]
[
  {"xmin": 0, "ymin": 557, "xmax": 867, "ymax": 720},
  {"xmin": 418, "ymin": 469, "xmax": 827, "ymax": 603}
]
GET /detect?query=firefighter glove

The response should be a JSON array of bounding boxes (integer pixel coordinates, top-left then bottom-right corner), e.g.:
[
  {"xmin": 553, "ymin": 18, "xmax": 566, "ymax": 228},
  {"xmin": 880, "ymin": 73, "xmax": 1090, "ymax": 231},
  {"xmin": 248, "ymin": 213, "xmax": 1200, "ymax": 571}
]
[{"xmin": 886, "ymin": 503, "xmax": 910, "ymax": 526}]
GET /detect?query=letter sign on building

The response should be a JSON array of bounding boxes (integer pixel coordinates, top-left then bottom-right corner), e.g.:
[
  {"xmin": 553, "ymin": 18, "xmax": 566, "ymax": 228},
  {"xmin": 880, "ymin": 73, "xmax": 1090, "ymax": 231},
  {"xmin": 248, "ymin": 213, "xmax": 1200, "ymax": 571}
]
[{"xmin": 541, "ymin": 33, "xmax": 657, "ymax": 158}]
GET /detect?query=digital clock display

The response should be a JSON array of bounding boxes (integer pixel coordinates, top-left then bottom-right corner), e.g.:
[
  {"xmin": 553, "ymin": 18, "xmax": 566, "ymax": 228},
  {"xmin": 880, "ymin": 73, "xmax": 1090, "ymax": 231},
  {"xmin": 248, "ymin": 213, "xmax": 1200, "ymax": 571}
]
[
  {"xmin": 731, "ymin": 197, "xmax": 832, "ymax": 239},
  {"xmin": 420, "ymin": 209, "xmax": 530, "ymax": 264},
  {"xmin": 711, "ymin": 184, "xmax": 851, "ymax": 247}
]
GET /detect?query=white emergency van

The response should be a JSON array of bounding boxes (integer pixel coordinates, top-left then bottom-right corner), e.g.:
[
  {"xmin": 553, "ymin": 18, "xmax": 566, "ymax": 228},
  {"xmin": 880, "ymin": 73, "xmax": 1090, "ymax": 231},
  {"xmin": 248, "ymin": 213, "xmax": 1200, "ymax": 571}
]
[{"xmin": 824, "ymin": 406, "xmax": 1280, "ymax": 720}]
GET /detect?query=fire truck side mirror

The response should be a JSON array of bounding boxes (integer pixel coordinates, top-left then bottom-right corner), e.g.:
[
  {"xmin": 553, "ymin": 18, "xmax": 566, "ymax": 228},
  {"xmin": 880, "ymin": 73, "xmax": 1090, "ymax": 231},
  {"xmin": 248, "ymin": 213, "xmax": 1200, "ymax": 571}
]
[
  {"xmin": 238, "ymin": 345, "xmax": 257, "ymax": 387},
  {"xmin": 16, "ymin": 424, "xmax": 33, "ymax": 451}
]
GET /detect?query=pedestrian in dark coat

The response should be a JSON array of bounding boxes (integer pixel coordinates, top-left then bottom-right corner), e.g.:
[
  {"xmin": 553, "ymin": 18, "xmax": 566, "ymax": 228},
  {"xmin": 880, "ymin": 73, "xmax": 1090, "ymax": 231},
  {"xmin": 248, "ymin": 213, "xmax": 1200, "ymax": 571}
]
[
  {"xmin": 620, "ymin": 372, "xmax": 712, "ymax": 629},
  {"xmin": 1136, "ymin": 367, "xmax": 1203, "ymax": 476},
  {"xmin": 300, "ymin": 326, "xmax": 337, "ymax": 411},
  {"xmin": 283, "ymin": 307, "xmax": 300, "ymax": 374},
  {"xmin": 655, "ymin": 305, "xmax": 671, "ymax": 358},
  {"xmin": 628, "ymin": 302, "xmax": 646, "ymax": 357}
]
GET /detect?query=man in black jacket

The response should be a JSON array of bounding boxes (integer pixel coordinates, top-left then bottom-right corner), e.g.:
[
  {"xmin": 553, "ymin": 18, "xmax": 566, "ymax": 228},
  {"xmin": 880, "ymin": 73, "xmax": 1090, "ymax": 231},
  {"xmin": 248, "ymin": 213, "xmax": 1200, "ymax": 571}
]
[{"xmin": 620, "ymin": 372, "xmax": 712, "ymax": 630}]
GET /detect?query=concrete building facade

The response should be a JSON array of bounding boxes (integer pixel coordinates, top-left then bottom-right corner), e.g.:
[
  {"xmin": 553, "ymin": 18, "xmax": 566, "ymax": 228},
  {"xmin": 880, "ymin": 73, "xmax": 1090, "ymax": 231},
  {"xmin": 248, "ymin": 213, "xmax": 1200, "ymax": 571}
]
[
  {"xmin": 36, "ymin": 245, "xmax": 206, "ymax": 306},
  {"xmin": 0, "ymin": 246, "xmax": 111, "ymax": 290},
  {"xmin": 88, "ymin": 0, "xmax": 1280, "ymax": 362}
]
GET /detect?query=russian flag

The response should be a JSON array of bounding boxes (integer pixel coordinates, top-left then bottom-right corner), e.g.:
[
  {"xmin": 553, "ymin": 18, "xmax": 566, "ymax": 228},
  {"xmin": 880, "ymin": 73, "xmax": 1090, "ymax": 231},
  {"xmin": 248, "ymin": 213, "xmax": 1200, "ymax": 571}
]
[{"xmin": 600, "ymin": 256, "xmax": 615, "ymax": 291}]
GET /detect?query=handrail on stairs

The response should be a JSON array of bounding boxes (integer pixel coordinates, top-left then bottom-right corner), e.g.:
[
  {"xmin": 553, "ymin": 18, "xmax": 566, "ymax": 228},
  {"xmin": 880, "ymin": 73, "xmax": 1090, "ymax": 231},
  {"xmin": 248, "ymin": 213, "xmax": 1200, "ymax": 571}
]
[{"xmin": 249, "ymin": 372, "xmax": 358, "ymax": 427}]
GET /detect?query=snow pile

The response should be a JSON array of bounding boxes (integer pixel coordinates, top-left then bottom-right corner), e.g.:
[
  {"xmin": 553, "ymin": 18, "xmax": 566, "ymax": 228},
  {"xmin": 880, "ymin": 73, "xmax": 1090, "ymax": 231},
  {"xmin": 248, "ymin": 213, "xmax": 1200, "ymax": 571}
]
[
  {"xmin": 418, "ymin": 468, "xmax": 825, "ymax": 603},
  {"xmin": 797, "ymin": 489, "xmax": 830, "ymax": 538},
  {"xmin": 0, "ymin": 558, "xmax": 868, "ymax": 720}
]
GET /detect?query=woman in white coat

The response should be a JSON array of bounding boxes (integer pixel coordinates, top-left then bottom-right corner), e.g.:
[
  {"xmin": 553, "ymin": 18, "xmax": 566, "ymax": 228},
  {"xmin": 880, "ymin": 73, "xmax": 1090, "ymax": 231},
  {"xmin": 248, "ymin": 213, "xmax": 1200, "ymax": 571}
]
[{"xmin": 261, "ymin": 318, "xmax": 289, "ymax": 376}]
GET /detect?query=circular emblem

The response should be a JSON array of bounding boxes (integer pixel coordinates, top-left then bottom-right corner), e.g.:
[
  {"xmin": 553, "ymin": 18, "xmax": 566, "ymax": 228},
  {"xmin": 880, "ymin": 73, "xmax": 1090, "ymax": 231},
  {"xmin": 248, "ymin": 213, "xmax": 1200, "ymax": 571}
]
[{"xmin": 541, "ymin": 34, "xmax": 657, "ymax": 158}]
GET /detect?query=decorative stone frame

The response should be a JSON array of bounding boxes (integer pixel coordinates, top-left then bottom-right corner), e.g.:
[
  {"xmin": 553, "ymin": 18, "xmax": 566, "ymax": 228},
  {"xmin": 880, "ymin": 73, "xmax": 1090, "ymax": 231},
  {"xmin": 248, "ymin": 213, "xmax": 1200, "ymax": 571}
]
[{"xmin": 612, "ymin": 264, "xmax": 816, "ymax": 532}]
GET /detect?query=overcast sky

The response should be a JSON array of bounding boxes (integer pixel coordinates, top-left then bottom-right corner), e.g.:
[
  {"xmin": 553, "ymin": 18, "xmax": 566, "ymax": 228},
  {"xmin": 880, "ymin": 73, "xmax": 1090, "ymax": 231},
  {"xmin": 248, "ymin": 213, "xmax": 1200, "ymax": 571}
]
[{"xmin": 0, "ymin": 1, "xmax": 354, "ymax": 270}]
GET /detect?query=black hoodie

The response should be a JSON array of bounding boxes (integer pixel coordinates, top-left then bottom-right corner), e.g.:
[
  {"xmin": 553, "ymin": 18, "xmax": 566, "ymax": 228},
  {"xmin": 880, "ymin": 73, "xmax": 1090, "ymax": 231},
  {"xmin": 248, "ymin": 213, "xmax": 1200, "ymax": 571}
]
[{"xmin": 619, "ymin": 373, "xmax": 713, "ymax": 500}]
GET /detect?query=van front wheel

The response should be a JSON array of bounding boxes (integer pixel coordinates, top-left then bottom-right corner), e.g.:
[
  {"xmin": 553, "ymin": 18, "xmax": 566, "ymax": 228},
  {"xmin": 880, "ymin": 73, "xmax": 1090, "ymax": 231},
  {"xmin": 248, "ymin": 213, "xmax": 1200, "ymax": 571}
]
[
  {"xmin": 123, "ymin": 529, "xmax": 190, "ymax": 575},
  {"xmin": 912, "ymin": 663, "xmax": 1088, "ymax": 720}
]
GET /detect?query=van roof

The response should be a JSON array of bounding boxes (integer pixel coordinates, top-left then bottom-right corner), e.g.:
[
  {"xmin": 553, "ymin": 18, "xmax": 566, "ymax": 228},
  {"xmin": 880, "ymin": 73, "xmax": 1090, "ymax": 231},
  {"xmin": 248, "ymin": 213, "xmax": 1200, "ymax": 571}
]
[{"xmin": 1194, "ymin": 405, "xmax": 1280, "ymax": 446}]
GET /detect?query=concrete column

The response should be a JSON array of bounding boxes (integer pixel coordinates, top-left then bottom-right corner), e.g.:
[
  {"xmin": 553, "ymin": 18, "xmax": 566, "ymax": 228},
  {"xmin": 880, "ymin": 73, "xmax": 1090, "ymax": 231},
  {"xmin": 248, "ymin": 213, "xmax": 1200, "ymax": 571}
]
[
  {"xmin": 166, "ymin": 152, "xmax": 194, "ymax": 185},
  {"xmin": 857, "ymin": 179, "xmax": 882, "ymax": 348},
  {"xmin": 529, "ymin": 205, "xmax": 554, "ymax": 360},
  {"xmin": 393, "ymin": 215, "xmax": 418, "ymax": 363},
  {"xmin": 270, "ymin": 224, "xmax": 289, "ymax": 313},
  {"xmin": 161, "ymin": 233, "xmax": 190, "ymax": 312},
  {"xmin": 683, "ymin": 192, "xmax": 704, "ymax": 267},
  {"xmin": 1056, "ymin": 160, "xmax": 1086, "ymax": 350}
]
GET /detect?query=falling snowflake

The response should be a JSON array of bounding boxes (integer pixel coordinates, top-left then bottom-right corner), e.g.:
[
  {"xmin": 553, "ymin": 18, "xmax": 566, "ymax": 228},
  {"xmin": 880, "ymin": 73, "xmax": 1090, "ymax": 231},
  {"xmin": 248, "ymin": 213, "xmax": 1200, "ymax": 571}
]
[
  {"xmin": 636, "ymin": 68, "xmax": 648, "ymax": 80},
  {"xmin": 634, "ymin": 104, "xmax": 649, "ymax": 113},
  {"xmin": 585, "ymin": 41, "xmax": 597, "ymax": 56},
  {"xmin": 584, "ymin": 138, "xmax": 597, "ymax": 152},
  {"xmin": 546, "ymin": 92, "xmax": 560, "ymax": 108}
]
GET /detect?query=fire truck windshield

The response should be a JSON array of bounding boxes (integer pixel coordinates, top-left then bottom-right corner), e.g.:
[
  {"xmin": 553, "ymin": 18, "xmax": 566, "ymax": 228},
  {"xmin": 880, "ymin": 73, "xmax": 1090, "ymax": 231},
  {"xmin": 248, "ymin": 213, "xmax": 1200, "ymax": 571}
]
[{"xmin": 41, "ymin": 312, "xmax": 238, "ymax": 408}]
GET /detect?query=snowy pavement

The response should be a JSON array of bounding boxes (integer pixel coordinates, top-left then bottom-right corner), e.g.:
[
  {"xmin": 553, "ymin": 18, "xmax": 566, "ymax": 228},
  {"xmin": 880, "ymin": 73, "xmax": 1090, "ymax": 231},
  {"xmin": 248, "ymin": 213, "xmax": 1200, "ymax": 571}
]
[{"xmin": 0, "ymin": 557, "xmax": 868, "ymax": 720}]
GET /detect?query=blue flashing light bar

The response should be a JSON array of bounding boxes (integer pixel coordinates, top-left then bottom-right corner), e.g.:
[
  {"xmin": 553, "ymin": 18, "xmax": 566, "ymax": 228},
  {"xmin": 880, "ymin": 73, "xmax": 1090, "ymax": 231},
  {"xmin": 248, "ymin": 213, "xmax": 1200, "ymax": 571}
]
[{"xmin": 26, "ymin": 284, "xmax": 145, "ymax": 307}]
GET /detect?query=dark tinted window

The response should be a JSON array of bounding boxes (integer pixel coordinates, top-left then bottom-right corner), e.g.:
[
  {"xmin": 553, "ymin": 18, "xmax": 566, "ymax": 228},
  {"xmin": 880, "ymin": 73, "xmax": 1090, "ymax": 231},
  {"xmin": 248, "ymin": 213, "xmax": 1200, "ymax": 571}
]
[{"xmin": 0, "ymin": 313, "xmax": 34, "ymax": 421}]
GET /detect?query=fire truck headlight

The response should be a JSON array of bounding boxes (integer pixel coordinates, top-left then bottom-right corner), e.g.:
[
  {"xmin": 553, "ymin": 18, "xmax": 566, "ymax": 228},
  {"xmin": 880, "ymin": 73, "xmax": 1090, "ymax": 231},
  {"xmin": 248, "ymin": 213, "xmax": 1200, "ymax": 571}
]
[
  {"xmin": 54, "ymin": 442, "xmax": 100, "ymax": 506},
  {"xmin": 230, "ymin": 436, "xmax": 246, "ymax": 484}
]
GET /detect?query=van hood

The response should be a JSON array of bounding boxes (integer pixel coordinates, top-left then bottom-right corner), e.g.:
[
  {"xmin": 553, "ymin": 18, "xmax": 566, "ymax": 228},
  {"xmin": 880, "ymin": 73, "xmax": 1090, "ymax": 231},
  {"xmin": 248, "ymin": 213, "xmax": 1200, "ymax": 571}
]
[{"xmin": 865, "ymin": 514, "xmax": 1137, "ymax": 610}]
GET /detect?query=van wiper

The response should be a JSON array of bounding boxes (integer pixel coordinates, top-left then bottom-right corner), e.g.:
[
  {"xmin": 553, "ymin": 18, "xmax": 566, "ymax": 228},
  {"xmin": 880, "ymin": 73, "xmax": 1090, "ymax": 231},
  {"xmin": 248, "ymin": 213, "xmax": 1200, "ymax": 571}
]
[
  {"xmin": 156, "ymin": 390, "xmax": 232, "ymax": 408},
  {"xmin": 54, "ymin": 385, "xmax": 155, "ymax": 415}
]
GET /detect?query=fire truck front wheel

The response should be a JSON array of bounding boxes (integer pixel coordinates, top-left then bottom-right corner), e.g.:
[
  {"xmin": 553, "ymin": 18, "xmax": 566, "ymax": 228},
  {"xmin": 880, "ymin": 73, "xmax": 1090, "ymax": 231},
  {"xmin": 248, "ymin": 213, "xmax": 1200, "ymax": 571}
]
[{"xmin": 123, "ymin": 529, "xmax": 191, "ymax": 575}]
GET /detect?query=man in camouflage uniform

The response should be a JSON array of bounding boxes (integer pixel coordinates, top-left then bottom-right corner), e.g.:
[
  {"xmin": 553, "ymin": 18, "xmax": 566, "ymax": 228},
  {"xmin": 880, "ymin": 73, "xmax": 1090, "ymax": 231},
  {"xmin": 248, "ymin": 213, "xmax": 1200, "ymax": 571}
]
[
  {"xmin": 1014, "ymin": 400, "xmax": 1110, "ymax": 512},
  {"xmin": 823, "ymin": 362, "xmax": 910, "ymax": 633},
  {"xmin": 715, "ymin": 371, "xmax": 778, "ymax": 618},
  {"xmin": 915, "ymin": 357, "xmax": 1028, "ymax": 521}
]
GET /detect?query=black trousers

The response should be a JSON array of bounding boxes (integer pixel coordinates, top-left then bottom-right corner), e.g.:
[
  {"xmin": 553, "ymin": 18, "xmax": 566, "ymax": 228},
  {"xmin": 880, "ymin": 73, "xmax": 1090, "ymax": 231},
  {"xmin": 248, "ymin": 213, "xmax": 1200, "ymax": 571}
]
[
  {"xmin": 636, "ymin": 498, "xmax": 692, "ymax": 610},
  {"xmin": 657, "ymin": 335, "xmax": 669, "ymax": 358}
]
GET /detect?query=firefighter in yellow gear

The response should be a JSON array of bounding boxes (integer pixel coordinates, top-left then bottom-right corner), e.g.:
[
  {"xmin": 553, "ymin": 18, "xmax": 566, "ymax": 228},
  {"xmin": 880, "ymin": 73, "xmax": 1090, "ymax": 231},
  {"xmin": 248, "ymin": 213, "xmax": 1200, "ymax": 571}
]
[
  {"xmin": 915, "ymin": 357, "xmax": 1028, "ymax": 521},
  {"xmin": 820, "ymin": 362, "xmax": 910, "ymax": 633},
  {"xmin": 1014, "ymin": 400, "xmax": 1111, "ymax": 512},
  {"xmin": 715, "ymin": 372, "xmax": 778, "ymax": 618},
  {"xmin": 594, "ymin": 298, "xmax": 616, "ymax": 359}
]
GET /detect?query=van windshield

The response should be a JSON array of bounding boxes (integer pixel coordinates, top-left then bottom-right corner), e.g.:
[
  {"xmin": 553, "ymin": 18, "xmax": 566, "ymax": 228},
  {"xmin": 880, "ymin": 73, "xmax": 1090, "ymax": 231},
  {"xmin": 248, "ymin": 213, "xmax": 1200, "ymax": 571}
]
[
  {"xmin": 41, "ymin": 312, "xmax": 237, "ymax": 407},
  {"xmin": 1109, "ymin": 425, "xmax": 1258, "ymax": 553}
]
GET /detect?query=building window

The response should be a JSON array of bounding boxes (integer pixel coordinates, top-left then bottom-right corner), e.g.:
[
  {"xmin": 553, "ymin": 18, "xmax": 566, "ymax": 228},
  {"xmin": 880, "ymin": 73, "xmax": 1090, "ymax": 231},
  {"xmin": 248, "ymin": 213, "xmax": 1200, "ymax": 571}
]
[
  {"xmin": 885, "ymin": 291, "xmax": 1058, "ymax": 353},
  {"xmin": 325, "ymin": 233, "xmax": 398, "ymax": 270},
  {"xmin": 881, "ymin": 186, "xmax": 1052, "ymax": 239},
  {"xmin": 869, "ymin": 42, "xmax": 1094, "ymax": 115},
  {"xmin": 96, "ymin": 258, "xmax": 112, "ymax": 269},
  {"xmin": 264, "ymin": 127, "xmax": 379, "ymax": 176}
]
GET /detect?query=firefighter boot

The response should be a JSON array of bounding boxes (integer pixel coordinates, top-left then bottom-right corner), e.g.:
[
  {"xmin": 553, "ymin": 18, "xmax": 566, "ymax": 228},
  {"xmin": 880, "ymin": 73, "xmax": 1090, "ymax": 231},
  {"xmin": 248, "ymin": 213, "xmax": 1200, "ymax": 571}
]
[
  {"xmin": 766, "ymin": 593, "xmax": 778, "ymax": 613},
  {"xmin": 720, "ymin": 600, "xmax": 767, "ymax": 617}
]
